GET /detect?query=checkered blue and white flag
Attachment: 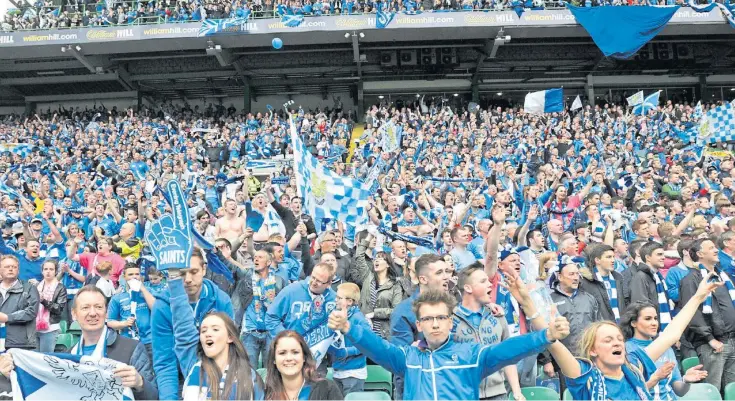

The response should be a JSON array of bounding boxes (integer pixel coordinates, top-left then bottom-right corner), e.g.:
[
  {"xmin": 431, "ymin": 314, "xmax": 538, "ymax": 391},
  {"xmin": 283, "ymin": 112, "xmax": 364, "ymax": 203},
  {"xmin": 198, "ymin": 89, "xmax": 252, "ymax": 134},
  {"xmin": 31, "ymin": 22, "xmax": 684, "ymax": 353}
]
[
  {"xmin": 697, "ymin": 100, "xmax": 735, "ymax": 145},
  {"xmin": 289, "ymin": 114, "xmax": 371, "ymax": 232}
]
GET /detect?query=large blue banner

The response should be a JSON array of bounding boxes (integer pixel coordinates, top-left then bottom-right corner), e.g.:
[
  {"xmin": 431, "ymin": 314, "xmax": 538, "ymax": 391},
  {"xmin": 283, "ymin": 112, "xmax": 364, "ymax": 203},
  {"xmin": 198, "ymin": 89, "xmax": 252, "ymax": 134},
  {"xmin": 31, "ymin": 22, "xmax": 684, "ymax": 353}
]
[{"xmin": 567, "ymin": 4, "xmax": 680, "ymax": 59}]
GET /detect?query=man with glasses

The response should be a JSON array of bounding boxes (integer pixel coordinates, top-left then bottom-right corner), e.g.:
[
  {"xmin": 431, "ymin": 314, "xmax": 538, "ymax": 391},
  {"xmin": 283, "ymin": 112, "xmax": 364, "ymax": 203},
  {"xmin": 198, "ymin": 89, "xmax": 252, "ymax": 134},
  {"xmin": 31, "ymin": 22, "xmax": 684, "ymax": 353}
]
[
  {"xmin": 390, "ymin": 253, "xmax": 451, "ymax": 399},
  {"xmin": 329, "ymin": 287, "xmax": 569, "ymax": 400},
  {"xmin": 265, "ymin": 262, "xmax": 337, "ymax": 372}
]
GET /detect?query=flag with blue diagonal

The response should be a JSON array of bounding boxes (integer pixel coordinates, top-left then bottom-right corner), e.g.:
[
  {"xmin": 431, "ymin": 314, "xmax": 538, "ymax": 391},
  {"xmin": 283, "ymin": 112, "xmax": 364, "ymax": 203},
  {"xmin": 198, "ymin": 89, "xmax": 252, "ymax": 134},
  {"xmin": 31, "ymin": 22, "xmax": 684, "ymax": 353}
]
[
  {"xmin": 281, "ymin": 14, "xmax": 304, "ymax": 27},
  {"xmin": 290, "ymin": 115, "xmax": 371, "ymax": 232},
  {"xmin": 632, "ymin": 91, "xmax": 660, "ymax": 116},
  {"xmin": 376, "ymin": 7, "xmax": 395, "ymax": 29},
  {"xmin": 9, "ymin": 348, "xmax": 135, "ymax": 400},
  {"xmin": 697, "ymin": 100, "xmax": 735, "ymax": 145}
]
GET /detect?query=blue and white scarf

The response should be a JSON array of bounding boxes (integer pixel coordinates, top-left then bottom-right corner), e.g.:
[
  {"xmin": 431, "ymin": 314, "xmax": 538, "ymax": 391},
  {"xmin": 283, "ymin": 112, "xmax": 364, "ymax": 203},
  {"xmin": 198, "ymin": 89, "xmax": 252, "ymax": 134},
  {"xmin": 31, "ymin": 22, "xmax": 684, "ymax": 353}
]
[
  {"xmin": 420, "ymin": 176, "xmax": 483, "ymax": 183},
  {"xmin": 595, "ymin": 269, "xmax": 620, "ymax": 323},
  {"xmin": 653, "ymin": 271, "xmax": 673, "ymax": 331},
  {"xmin": 700, "ymin": 266, "xmax": 735, "ymax": 314},
  {"xmin": 587, "ymin": 359, "xmax": 651, "ymax": 401},
  {"xmin": 182, "ymin": 363, "xmax": 237, "ymax": 401},
  {"xmin": 377, "ymin": 223, "xmax": 435, "ymax": 249}
]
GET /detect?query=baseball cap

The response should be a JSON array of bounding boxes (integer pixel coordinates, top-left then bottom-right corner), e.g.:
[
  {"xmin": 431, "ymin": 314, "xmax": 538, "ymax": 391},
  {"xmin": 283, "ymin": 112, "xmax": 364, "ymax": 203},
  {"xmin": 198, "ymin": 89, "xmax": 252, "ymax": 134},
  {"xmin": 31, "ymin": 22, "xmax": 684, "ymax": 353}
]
[
  {"xmin": 30, "ymin": 218, "xmax": 43, "ymax": 224},
  {"xmin": 499, "ymin": 249, "xmax": 518, "ymax": 262}
]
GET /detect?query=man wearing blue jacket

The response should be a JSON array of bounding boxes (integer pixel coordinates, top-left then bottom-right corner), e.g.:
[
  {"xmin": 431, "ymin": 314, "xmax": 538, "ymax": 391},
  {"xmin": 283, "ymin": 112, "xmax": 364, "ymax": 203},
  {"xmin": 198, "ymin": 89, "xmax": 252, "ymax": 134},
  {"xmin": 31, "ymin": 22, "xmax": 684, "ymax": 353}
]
[
  {"xmin": 150, "ymin": 249, "xmax": 233, "ymax": 400},
  {"xmin": 265, "ymin": 262, "xmax": 337, "ymax": 373},
  {"xmin": 328, "ymin": 288, "xmax": 570, "ymax": 400},
  {"xmin": 265, "ymin": 262, "xmax": 337, "ymax": 336},
  {"xmin": 389, "ymin": 253, "xmax": 452, "ymax": 400}
]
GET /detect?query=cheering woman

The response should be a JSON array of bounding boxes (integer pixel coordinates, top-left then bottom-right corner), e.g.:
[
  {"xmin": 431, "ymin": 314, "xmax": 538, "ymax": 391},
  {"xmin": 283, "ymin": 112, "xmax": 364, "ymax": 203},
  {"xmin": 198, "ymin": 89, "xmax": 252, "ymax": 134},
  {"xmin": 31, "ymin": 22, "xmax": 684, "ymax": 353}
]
[
  {"xmin": 621, "ymin": 301, "xmax": 708, "ymax": 400},
  {"xmin": 168, "ymin": 268, "xmax": 264, "ymax": 400},
  {"xmin": 265, "ymin": 330, "xmax": 342, "ymax": 400},
  {"xmin": 542, "ymin": 272, "xmax": 720, "ymax": 400}
]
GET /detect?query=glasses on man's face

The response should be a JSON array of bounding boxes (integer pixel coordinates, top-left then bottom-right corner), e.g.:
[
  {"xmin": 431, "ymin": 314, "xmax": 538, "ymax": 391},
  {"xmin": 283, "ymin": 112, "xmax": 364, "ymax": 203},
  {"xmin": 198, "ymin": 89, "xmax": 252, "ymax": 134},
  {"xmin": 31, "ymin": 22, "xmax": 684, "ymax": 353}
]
[
  {"xmin": 311, "ymin": 276, "xmax": 331, "ymax": 287},
  {"xmin": 418, "ymin": 315, "xmax": 451, "ymax": 324}
]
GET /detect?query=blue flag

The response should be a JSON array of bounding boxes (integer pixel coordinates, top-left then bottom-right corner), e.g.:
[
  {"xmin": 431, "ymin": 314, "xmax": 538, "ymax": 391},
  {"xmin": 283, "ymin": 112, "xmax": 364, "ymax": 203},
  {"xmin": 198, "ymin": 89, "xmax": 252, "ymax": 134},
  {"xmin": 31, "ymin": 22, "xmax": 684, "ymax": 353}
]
[
  {"xmin": 697, "ymin": 100, "xmax": 735, "ymax": 145},
  {"xmin": 281, "ymin": 14, "xmax": 304, "ymax": 27},
  {"xmin": 290, "ymin": 114, "xmax": 371, "ymax": 232},
  {"xmin": 376, "ymin": 8, "xmax": 395, "ymax": 29},
  {"xmin": 633, "ymin": 91, "xmax": 661, "ymax": 116},
  {"xmin": 566, "ymin": 4, "xmax": 680, "ymax": 59},
  {"xmin": 9, "ymin": 349, "xmax": 134, "ymax": 400}
]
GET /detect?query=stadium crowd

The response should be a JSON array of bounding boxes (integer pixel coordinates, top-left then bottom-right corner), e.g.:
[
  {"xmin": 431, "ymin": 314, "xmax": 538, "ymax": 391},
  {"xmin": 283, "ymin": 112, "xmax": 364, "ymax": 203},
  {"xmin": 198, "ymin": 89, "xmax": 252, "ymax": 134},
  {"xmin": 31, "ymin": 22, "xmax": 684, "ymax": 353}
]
[
  {"xmin": 2, "ymin": 0, "xmax": 689, "ymax": 32},
  {"xmin": 0, "ymin": 93, "xmax": 730, "ymax": 401}
]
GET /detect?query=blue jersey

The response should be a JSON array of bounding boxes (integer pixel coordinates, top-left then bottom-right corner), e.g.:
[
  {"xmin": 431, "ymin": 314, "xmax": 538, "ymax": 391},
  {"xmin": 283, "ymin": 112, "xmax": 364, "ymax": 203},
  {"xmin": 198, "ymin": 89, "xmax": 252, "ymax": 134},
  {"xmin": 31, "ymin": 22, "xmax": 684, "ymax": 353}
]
[{"xmin": 108, "ymin": 290, "xmax": 153, "ymax": 345}]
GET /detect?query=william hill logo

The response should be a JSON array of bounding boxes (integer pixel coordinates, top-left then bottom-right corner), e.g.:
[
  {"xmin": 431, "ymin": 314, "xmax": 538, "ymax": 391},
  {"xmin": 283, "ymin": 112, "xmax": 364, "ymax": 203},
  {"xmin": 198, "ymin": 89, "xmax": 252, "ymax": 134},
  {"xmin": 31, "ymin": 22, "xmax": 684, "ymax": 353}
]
[
  {"xmin": 86, "ymin": 29, "xmax": 134, "ymax": 40},
  {"xmin": 0, "ymin": 36, "xmax": 13, "ymax": 44}
]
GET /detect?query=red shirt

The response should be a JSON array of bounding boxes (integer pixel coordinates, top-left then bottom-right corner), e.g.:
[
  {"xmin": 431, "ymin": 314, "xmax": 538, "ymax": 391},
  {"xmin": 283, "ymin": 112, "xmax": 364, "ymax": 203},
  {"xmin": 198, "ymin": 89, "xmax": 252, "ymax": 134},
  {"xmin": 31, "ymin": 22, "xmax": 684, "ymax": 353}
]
[{"xmin": 79, "ymin": 252, "xmax": 125, "ymax": 286}]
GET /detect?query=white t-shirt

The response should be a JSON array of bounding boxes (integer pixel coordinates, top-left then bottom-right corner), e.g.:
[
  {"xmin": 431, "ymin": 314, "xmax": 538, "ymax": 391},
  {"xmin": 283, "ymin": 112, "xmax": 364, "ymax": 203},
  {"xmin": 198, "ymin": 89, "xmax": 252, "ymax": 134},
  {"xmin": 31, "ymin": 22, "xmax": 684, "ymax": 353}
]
[{"xmin": 96, "ymin": 277, "xmax": 115, "ymax": 298}]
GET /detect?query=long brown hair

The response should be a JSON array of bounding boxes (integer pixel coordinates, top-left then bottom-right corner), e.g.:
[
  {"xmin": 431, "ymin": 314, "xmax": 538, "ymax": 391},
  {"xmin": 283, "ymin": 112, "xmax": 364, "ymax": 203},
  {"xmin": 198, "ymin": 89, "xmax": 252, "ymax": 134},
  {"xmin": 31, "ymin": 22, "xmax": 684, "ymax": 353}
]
[
  {"xmin": 198, "ymin": 312, "xmax": 261, "ymax": 400},
  {"xmin": 265, "ymin": 330, "xmax": 321, "ymax": 400}
]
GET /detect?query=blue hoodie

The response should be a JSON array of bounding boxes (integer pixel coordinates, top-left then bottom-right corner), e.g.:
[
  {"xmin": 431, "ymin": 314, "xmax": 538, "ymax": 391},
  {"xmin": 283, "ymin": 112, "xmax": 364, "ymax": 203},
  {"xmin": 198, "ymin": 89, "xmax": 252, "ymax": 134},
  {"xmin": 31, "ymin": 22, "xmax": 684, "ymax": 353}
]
[
  {"xmin": 328, "ymin": 306, "xmax": 369, "ymax": 373},
  {"xmin": 265, "ymin": 279, "xmax": 336, "ymax": 337},
  {"xmin": 151, "ymin": 278, "xmax": 234, "ymax": 400},
  {"xmin": 390, "ymin": 292, "xmax": 419, "ymax": 346},
  {"xmin": 346, "ymin": 320, "xmax": 553, "ymax": 400}
]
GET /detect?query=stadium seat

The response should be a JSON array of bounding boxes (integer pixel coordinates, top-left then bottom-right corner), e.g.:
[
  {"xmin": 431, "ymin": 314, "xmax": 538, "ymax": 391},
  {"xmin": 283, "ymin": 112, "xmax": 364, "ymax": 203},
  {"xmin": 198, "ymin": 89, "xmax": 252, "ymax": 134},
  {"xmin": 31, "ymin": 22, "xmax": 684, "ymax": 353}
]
[
  {"xmin": 679, "ymin": 383, "xmax": 722, "ymax": 401},
  {"xmin": 681, "ymin": 356, "xmax": 700, "ymax": 372},
  {"xmin": 55, "ymin": 333, "xmax": 75, "ymax": 353},
  {"xmin": 59, "ymin": 320, "xmax": 68, "ymax": 334},
  {"xmin": 345, "ymin": 391, "xmax": 391, "ymax": 401},
  {"xmin": 364, "ymin": 365, "xmax": 392, "ymax": 397},
  {"xmin": 563, "ymin": 389, "xmax": 572, "ymax": 400},
  {"xmin": 68, "ymin": 321, "xmax": 82, "ymax": 335},
  {"xmin": 509, "ymin": 386, "xmax": 560, "ymax": 401},
  {"xmin": 257, "ymin": 368, "xmax": 267, "ymax": 381},
  {"xmin": 725, "ymin": 382, "xmax": 735, "ymax": 400}
]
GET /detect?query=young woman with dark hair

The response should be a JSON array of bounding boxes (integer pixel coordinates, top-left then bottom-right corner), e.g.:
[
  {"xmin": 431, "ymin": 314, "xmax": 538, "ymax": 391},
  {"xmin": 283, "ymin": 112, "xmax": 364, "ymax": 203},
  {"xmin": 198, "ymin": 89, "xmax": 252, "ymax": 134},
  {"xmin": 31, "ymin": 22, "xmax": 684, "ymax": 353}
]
[
  {"xmin": 620, "ymin": 301, "xmax": 707, "ymax": 400},
  {"xmin": 265, "ymin": 330, "xmax": 342, "ymax": 400},
  {"xmin": 168, "ymin": 268, "xmax": 264, "ymax": 400}
]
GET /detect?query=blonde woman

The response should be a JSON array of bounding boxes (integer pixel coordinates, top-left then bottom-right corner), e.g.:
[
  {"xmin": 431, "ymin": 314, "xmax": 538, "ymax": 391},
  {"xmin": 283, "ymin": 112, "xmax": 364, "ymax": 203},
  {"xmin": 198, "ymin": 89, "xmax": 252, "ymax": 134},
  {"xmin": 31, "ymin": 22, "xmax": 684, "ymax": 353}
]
[{"xmin": 541, "ymin": 272, "xmax": 721, "ymax": 400}]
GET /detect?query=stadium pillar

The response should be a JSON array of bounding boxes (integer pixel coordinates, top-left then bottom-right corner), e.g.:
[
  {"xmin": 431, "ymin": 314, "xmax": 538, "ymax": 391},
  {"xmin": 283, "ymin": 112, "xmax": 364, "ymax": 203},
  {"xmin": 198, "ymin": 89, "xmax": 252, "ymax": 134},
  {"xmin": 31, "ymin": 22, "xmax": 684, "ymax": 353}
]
[
  {"xmin": 243, "ymin": 76, "xmax": 252, "ymax": 115},
  {"xmin": 357, "ymin": 81, "xmax": 365, "ymax": 119},
  {"xmin": 471, "ymin": 82, "xmax": 479, "ymax": 103},
  {"xmin": 696, "ymin": 74, "xmax": 706, "ymax": 101},
  {"xmin": 24, "ymin": 101, "xmax": 36, "ymax": 115},
  {"xmin": 586, "ymin": 74, "xmax": 595, "ymax": 106}
]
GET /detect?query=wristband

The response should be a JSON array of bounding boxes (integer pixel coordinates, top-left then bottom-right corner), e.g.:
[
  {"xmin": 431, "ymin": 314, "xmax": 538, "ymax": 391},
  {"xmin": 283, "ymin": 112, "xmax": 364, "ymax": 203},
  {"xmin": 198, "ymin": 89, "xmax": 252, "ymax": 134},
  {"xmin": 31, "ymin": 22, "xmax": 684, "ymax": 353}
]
[{"xmin": 527, "ymin": 310, "xmax": 540, "ymax": 320}]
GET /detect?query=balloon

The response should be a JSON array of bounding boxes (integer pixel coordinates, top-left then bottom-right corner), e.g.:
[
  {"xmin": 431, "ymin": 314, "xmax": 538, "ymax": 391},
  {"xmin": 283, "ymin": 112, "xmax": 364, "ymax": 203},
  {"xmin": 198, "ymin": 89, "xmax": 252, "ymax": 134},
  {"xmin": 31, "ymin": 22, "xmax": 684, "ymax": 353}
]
[{"xmin": 272, "ymin": 38, "xmax": 283, "ymax": 49}]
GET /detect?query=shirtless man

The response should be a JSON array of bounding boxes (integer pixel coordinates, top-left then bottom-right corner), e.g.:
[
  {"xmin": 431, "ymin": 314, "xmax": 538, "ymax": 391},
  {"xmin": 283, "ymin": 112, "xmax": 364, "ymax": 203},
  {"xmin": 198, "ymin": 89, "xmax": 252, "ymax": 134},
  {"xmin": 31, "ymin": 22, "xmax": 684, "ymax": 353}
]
[{"xmin": 215, "ymin": 199, "xmax": 245, "ymax": 243}]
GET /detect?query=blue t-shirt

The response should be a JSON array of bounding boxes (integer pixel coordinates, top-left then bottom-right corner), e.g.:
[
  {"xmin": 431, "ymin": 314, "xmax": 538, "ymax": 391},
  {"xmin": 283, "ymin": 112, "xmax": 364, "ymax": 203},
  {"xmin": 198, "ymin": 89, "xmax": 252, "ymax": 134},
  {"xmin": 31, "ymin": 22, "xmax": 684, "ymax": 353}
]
[
  {"xmin": 107, "ymin": 290, "xmax": 152, "ymax": 344},
  {"xmin": 81, "ymin": 344, "xmax": 97, "ymax": 356},
  {"xmin": 298, "ymin": 383, "xmax": 313, "ymax": 400},
  {"xmin": 567, "ymin": 347, "xmax": 655, "ymax": 401},
  {"xmin": 626, "ymin": 338, "xmax": 681, "ymax": 400}
]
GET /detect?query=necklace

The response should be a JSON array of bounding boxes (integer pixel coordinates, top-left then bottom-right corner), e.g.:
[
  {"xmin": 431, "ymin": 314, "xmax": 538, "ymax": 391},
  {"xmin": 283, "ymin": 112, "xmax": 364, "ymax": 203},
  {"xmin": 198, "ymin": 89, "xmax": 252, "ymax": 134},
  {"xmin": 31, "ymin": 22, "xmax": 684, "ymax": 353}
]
[{"xmin": 286, "ymin": 379, "xmax": 305, "ymax": 401}]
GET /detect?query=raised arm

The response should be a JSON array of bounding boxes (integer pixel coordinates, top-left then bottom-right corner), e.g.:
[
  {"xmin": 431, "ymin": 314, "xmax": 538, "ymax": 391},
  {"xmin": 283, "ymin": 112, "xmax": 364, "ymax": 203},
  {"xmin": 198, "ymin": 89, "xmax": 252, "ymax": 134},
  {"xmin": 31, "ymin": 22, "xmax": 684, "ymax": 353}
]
[
  {"xmin": 165, "ymin": 272, "xmax": 202, "ymax": 377},
  {"xmin": 484, "ymin": 205, "xmax": 506, "ymax": 280}
]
